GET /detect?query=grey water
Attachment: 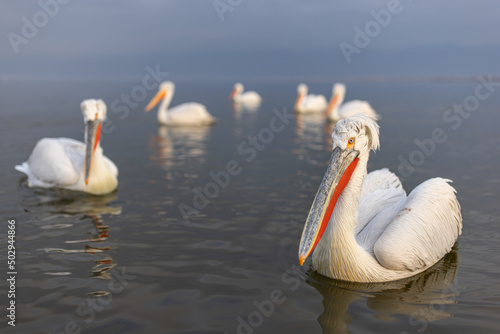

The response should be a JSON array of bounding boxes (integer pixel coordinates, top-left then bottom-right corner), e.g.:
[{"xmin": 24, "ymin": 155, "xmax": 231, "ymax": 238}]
[{"xmin": 1, "ymin": 79, "xmax": 499, "ymax": 333}]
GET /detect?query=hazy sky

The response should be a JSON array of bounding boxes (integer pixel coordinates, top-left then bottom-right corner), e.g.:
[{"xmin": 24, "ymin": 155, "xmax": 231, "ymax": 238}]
[{"xmin": 1, "ymin": 0, "xmax": 499, "ymax": 81}]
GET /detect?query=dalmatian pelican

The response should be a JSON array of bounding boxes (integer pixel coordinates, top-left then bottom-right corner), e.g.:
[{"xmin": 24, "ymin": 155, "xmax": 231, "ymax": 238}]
[
  {"xmin": 298, "ymin": 114, "xmax": 462, "ymax": 282},
  {"xmin": 145, "ymin": 81, "xmax": 216, "ymax": 126},
  {"xmin": 15, "ymin": 99, "xmax": 118, "ymax": 195}
]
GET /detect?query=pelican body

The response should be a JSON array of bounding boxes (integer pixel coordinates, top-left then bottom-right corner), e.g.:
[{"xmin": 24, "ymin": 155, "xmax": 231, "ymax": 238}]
[
  {"xmin": 15, "ymin": 99, "xmax": 118, "ymax": 195},
  {"xmin": 326, "ymin": 83, "xmax": 379, "ymax": 122},
  {"xmin": 298, "ymin": 114, "xmax": 462, "ymax": 282},
  {"xmin": 229, "ymin": 82, "xmax": 262, "ymax": 107},
  {"xmin": 145, "ymin": 81, "xmax": 216, "ymax": 126},
  {"xmin": 294, "ymin": 83, "xmax": 328, "ymax": 114}
]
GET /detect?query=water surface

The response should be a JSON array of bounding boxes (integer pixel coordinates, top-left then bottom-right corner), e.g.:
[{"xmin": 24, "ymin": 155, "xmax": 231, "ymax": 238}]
[{"xmin": 1, "ymin": 79, "xmax": 499, "ymax": 333}]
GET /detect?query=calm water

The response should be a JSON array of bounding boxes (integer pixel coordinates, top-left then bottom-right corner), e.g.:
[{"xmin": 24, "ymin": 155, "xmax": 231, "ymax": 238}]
[{"xmin": 1, "ymin": 79, "xmax": 499, "ymax": 334}]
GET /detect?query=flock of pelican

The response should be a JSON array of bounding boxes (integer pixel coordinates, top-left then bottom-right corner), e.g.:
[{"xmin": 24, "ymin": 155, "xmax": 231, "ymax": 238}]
[{"xmin": 15, "ymin": 81, "xmax": 462, "ymax": 283}]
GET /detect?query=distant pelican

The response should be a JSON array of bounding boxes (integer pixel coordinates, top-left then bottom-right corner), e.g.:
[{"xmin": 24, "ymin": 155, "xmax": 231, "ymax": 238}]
[
  {"xmin": 326, "ymin": 83, "xmax": 379, "ymax": 122},
  {"xmin": 294, "ymin": 83, "xmax": 327, "ymax": 114},
  {"xmin": 229, "ymin": 82, "xmax": 262, "ymax": 107},
  {"xmin": 298, "ymin": 114, "xmax": 462, "ymax": 282},
  {"xmin": 145, "ymin": 81, "xmax": 216, "ymax": 126},
  {"xmin": 15, "ymin": 99, "xmax": 118, "ymax": 195}
]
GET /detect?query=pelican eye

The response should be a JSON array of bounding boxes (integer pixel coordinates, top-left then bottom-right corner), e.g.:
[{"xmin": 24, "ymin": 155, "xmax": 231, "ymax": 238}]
[{"xmin": 347, "ymin": 137, "xmax": 355, "ymax": 149}]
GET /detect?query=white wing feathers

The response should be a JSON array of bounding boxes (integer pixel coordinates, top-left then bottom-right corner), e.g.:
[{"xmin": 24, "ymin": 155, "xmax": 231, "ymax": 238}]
[
  {"xmin": 356, "ymin": 169, "xmax": 406, "ymax": 242},
  {"xmin": 360, "ymin": 168, "xmax": 404, "ymax": 197},
  {"xmin": 16, "ymin": 138, "xmax": 80, "ymax": 187},
  {"xmin": 373, "ymin": 178, "xmax": 462, "ymax": 272},
  {"xmin": 167, "ymin": 103, "xmax": 215, "ymax": 125}
]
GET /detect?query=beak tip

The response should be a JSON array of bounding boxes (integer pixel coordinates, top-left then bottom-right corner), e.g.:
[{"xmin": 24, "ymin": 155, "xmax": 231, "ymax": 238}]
[{"xmin": 298, "ymin": 255, "xmax": 306, "ymax": 266}]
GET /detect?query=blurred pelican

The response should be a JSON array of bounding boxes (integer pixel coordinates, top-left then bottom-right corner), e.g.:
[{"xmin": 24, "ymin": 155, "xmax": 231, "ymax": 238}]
[
  {"xmin": 15, "ymin": 99, "xmax": 118, "ymax": 195},
  {"xmin": 145, "ymin": 81, "xmax": 216, "ymax": 126},
  {"xmin": 298, "ymin": 114, "xmax": 462, "ymax": 282},
  {"xmin": 326, "ymin": 83, "xmax": 379, "ymax": 122},
  {"xmin": 294, "ymin": 83, "xmax": 328, "ymax": 114},
  {"xmin": 229, "ymin": 82, "xmax": 262, "ymax": 108}
]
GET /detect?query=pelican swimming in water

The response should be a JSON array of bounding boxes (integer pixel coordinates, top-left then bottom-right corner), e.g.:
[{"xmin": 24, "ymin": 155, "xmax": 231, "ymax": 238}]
[
  {"xmin": 326, "ymin": 83, "xmax": 379, "ymax": 122},
  {"xmin": 229, "ymin": 82, "xmax": 262, "ymax": 107},
  {"xmin": 298, "ymin": 114, "xmax": 462, "ymax": 282},
  {"xmin": 145, "ymin": 81, "xmax": 216, "ymax": 126},
  {"xmin": 15, "ymin": 99, "xmax": 118, "ymax": 195},
  {"xmin": 294, "ymin": 83, "xmax": 328, "ymax": 114}
]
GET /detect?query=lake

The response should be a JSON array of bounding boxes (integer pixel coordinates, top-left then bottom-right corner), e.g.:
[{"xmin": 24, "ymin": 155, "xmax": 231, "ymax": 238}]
[{"xmin": 1, "ymin": 78, "xmax": 499, "ymax": 334}]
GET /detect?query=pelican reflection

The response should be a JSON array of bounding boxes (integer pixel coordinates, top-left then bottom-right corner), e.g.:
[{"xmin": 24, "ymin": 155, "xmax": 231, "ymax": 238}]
[
  {"xmin": 306, "ymin": 250, "xmax": 459, "ymax": 334},
  {"xmin": 149, "ymin": 125, "xmax": 212, "ymax": 170},
  {"xmin": 20, "ymin": 187, "xmax": 121, "ymax": 279}
]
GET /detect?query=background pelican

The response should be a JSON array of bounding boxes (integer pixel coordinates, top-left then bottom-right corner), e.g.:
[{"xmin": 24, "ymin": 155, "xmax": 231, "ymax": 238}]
[
  {"xmin": 298, "ymin": 114, "xmax": 462, "ymax": 282},
  {"xmin": 15, "ymin": 99, "xmax": 118, "ymax": 195},
  {"xmin": 326, "ymin": 83, "xmax": 379, "ymax": 122},
  {"xmin": 294, "ymin": 83, "xmax": 327, "ymax": 114},
  {"xmin": 145, "ymin": 81, "xmax": 216, "ymax": 126},
  {"xmin": 229, "ymin": 82, "xmax": 262, "ymax": 108}
]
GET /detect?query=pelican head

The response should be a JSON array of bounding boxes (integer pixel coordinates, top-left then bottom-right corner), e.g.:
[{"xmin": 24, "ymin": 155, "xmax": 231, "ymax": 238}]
[
  {"xmin": 82, "ymin": 99, "xmax": 106, "ymax": 122},
  {"xmin": 332, "ymin": 83, "xmax": 346, "ymax": 97},
  {"xmin": 298, "ymin": 114, "xmax": 379, "ymax": 265},
  {"xmin": 230, "ymin": 82, "xmax": 244, "ymax": 100},
  {"xmin": 295, "ymin": 83, "xmax": 309, "ymax": 111},
  {"xmin": 81, "ymin": 99, "xmax": 107, "ymax": 186},
  {"xmin": 145, "ymin": 81, "xmax": 175, "ymax": 112},
  {"xmin": 297, "ymin": 83, "xmax": 308, "ymax": 95}
]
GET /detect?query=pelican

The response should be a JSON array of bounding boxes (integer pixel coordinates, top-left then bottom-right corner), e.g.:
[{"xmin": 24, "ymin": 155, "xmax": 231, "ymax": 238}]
[
  {"xmin": 298, "ymin": 114, "xmax": 462, "ymax": 282},
  {"xmin": 15, "ymin": 99, "xmax": 118, "ymax": 195},
  {"xmin": 145, "ymin": 81, "xmax": 216, "ymax": 126},
  {"xmin": 326, "ymin": 83, "xmax": 379, "ymax": 122},
  {"xmin": 294, "ymin": 83, "xmax": 328, "ymax": 114},
  {"xmin": 229, "ymin": 82, "xmax": 262, "ymax": 107}
]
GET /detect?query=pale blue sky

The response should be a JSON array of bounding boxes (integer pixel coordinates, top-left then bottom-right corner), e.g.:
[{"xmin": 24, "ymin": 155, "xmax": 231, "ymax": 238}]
[{"xmin": 1, "ymin": 0, "xmax": 499, "ymax": 81}]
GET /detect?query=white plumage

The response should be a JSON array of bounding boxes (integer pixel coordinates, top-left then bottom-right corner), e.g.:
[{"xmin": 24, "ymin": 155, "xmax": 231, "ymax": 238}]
[
  {"xmin": 299, "ymin": 114, "xmax": 462, "ymax": 282},
  {"xmin": 145, "ymin": 81, "xmax": 216, "ymax": 126},
  {"xmin": 294, "ymin": 83, "xmax": 328, "ymax": 114},
  {"xmin": 230, "ymin": 82, "xmax": 262, "ymax": 108},
  {"xmin": 326, "ymin": 83, "xmax": 379, "ymax": 122},
  {"xmin": 15, "ymin": 99, "xmax": 118, "ymax": 195}
]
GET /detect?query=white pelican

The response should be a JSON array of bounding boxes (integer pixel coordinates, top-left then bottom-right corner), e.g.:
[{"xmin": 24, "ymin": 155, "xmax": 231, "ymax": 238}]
[
  {"xmin": 15, "ymin": 99, "xmax": 118, "ymax": 195},
  {"xmin": 294, "ymin": 83, "xmax": 328, "ymax": 114},
  {"xmin": 325, "ymin": 83, "xmax": 379, "ymax": 122},
  {"xmin": 145, "ymin": 81, "xmax": 216, "ymax": 126},
  {"xmin": 298, "ymin": 114, "xmax": 462, "ymax": 282},
  {"xmin": 229, "ymin": 82, "xmax": 262, "ymax": 107}
]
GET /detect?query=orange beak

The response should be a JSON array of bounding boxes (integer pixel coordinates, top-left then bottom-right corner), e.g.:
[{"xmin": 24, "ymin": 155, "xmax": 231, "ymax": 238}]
[
  {"xmin": 294, "ymin": 94, "xmax": 304, "ymax": 112},
  {"xmin": 325, "ymin": 94, "xmax": 339, "ymax": 117},
  {"xmin": 145, "ymin": 90, "xmax": 166, "ymax": 112},
  {"xmin": 298, "ymin": 147, "xmax": 359, "ymax": 265},
  {"xmin": 229, "ymin": 88, "xmax": 237, "ymax": 100},
  {"xmin": 84, "ymin": 116, "xmax": 102, "ymax": 186}
]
